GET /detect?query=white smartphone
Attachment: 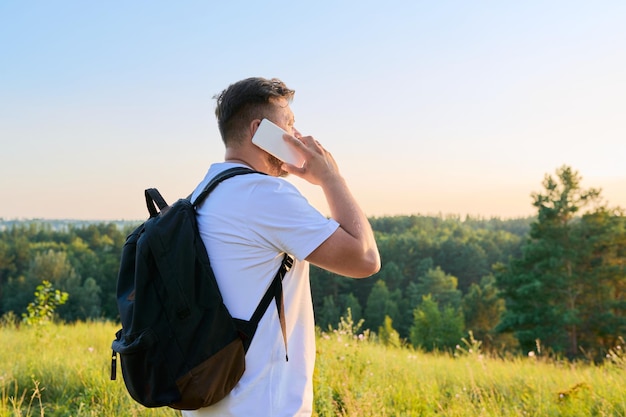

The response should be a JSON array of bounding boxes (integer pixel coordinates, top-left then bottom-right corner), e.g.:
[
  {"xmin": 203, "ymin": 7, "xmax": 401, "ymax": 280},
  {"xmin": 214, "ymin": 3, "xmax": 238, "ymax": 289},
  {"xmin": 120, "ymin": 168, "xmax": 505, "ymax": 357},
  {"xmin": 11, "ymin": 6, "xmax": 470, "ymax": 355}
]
[{"xmin": 251, "ymin": 119, "xmax": 305, "ymax": 167}]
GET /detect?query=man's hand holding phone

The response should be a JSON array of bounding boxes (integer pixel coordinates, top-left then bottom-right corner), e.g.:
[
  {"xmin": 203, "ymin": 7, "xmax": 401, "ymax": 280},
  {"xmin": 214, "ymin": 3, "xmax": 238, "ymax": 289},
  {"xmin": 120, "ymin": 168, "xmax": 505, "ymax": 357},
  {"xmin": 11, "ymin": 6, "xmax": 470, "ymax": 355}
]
[
  {"xmin": 251, "ymin": 119, "xmax": 305, "ymax": 167},
  {"xmin": 251, "ymin": 118, "xmax": 342, "ymax": 188}
]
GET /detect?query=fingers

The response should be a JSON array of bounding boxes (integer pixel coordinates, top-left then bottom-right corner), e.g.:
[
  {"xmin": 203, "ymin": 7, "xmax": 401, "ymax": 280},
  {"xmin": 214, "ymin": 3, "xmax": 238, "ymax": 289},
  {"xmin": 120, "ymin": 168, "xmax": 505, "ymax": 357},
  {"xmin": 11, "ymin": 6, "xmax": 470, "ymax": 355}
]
[
  {"xmin": 296, "ymin": 135, "xmax": 325, "ymax": 152},
  {"xmin": 283, "ymin": 133, "xmax": 324, "ymax": 155},
  {"xmin": 281, "ymin": 132, "xmax": 338, "ymax": 184}
]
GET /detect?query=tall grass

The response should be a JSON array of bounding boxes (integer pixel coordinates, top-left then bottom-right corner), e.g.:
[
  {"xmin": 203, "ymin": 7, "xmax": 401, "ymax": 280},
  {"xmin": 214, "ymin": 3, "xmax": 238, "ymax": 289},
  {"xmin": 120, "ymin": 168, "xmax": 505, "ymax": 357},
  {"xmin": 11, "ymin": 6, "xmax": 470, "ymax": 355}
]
[
  {"xmin": 1, "ymin": 320, "xmax": 625, "ymax": 416},
  {"xmin": 313, "ymin": 323, "xmax": 626, "ymax": 417},
  {"xmin": 1, "ymin": 320, "xmax": 178, "ymax": 416}
]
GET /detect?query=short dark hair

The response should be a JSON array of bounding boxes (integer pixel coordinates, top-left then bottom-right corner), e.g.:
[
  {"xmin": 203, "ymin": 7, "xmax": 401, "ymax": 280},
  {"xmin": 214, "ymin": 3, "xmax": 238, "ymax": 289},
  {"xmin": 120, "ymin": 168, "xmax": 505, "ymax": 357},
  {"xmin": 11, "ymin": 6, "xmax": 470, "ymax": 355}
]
[{"xmin": 214, "ymin": 77, "xmax": 295, "ymax": 145}]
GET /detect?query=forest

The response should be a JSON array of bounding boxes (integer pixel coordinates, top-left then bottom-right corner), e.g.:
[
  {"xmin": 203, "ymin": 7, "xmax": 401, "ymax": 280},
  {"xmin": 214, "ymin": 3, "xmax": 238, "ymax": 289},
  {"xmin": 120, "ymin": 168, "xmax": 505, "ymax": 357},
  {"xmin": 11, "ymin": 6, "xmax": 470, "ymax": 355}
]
[{"xmin": 1, "ymin": 165, "xmax": 624, "ymax": 361}]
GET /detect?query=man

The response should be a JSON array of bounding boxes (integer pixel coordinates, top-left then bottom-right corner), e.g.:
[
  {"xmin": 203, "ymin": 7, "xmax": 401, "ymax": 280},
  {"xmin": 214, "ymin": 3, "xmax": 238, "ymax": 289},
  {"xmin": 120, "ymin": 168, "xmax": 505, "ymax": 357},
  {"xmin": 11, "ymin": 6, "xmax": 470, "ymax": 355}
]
[{"xmin": 183, "ymin": 77, "xmax": 380, "ymax": 416}]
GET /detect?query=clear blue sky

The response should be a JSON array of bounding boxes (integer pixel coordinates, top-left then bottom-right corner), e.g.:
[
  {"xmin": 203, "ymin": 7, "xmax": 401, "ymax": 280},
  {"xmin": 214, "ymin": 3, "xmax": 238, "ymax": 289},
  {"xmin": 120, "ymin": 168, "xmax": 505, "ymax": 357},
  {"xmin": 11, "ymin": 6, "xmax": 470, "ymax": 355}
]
[{"xmin": 1, "ymin": 1, "xmax": 625, "ymax": 220}]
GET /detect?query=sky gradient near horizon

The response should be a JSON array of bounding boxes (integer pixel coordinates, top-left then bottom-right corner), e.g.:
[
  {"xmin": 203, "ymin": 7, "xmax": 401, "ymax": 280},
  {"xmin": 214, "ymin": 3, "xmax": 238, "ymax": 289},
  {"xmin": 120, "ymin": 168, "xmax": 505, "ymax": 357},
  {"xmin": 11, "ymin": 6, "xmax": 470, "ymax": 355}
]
[{"xmin": 2, "ymin": 1, "xmax": 625, "ymax": 220}]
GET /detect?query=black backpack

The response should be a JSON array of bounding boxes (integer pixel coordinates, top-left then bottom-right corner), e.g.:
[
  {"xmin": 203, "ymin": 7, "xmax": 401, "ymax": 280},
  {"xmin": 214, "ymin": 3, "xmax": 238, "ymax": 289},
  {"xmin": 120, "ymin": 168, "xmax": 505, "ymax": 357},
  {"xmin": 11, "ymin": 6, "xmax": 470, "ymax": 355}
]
[{"xmin": 111, "ymin": 166, "xmax": 293, "ymax": 410}]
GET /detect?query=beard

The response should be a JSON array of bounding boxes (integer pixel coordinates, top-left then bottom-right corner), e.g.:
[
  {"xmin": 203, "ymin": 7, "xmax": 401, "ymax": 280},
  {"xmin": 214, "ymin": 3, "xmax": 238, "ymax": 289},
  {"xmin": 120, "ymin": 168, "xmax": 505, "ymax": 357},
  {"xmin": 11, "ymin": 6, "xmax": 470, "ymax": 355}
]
[{"xmin": 267, "ymin": 154, "xmax": 289, "ymax": 177}]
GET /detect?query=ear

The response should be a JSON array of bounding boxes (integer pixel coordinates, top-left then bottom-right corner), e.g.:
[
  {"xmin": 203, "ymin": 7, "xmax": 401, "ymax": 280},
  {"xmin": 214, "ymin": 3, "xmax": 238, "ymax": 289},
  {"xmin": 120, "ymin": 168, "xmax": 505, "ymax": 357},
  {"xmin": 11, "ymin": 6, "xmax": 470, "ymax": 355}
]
[{"xmin": 248, "ymin": 119, "xmax": 262, "ymax": 140}]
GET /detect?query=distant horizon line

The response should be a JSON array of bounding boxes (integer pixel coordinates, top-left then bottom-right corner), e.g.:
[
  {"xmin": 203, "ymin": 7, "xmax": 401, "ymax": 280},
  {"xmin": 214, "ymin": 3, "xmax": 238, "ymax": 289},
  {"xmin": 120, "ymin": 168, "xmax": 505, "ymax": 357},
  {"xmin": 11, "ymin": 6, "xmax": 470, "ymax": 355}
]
[{"xmin": 0, "ymin": 212, "xmax": 539, "ymax": 223}]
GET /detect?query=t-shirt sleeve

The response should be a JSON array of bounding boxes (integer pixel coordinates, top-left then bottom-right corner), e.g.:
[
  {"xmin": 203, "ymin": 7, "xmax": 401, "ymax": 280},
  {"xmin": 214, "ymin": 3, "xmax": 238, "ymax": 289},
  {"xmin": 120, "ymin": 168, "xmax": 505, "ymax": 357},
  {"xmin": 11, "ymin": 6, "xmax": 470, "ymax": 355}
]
[{"xmin": 244, "ymin": 178, "xmax": 339, "ymax": 261}]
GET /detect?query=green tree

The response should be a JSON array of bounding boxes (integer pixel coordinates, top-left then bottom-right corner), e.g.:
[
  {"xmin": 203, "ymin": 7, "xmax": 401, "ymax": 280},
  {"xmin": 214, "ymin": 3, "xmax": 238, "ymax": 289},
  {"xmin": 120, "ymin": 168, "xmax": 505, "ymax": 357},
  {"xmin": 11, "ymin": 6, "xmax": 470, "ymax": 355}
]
[
  {"xmin": 317, "ymin": 295, "xmax": 340, "ymax": 330},
  {"xmin": 376, "ymin": 261, "xmax": 404, "ymax": 292},
  {"xmin": 364, "ymin": 280, "xmax": 400, "ymax": 331},
  {"xmin": 67, "ymin": 277, "xmax": 102, "ymax": 319},
  {"xmin": 378, "ymin": 315, "xmax": 401, "ymax": 348},
  {"xmin": 27, "ymin": 250, "xmax": 85, "ymax": 321},
  {"xmin": 0, "ymin": 240, "xmax": 16, "ymax": 303},
  {"xmin": 396, "ymin": 281, "xmax": 423, "ymax": 339},
  {"xmin": 22, "ymin": 280, "xmax": 69, "ymax": 326},
  {"xmin": 574, "ymin": 208, "xmax": 626, "ymax": 353},
  {"xmin": 436, "ymin": 237, "xmax": 489, "ymax": 292},
  {"xmin": 64, "ymin": 231, "xmax": 113, "ymax": 318},
  {"xmin": 341, "ymin": 293, "xmax": 363, "ymax": 323},
  {"xmin": 415, "ymin": 267, "xmax": 462, "ymax": 310},
  {"xmin": 409, "ymin": 295, "xmax": 464, "ymax": 351},
  {"xmin": 462, "ymin": 274, "xmax": 513, "ymax": 351},
  {"xmin": 497, "ymin": 165, "xmax": 624, "ymax": 358}
]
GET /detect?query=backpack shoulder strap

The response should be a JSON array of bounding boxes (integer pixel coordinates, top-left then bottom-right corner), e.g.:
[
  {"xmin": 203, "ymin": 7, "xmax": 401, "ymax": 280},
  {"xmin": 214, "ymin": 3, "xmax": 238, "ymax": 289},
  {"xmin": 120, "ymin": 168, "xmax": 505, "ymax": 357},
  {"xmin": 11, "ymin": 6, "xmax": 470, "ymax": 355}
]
[
  {"xmin": 192, "ymin": 167, "xmax": 262, "ymax": 207},
  {"xmin": 249, "ymin": 253, "xmax": 294, "ymax": 361}
]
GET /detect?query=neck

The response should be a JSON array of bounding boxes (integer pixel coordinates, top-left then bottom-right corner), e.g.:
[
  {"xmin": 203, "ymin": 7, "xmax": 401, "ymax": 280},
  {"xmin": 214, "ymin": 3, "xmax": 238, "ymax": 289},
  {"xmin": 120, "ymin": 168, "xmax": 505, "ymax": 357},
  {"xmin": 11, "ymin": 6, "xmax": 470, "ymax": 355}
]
[{"xmin": 225, "ymin": 158, "xmax": 253, "ymax": 168}]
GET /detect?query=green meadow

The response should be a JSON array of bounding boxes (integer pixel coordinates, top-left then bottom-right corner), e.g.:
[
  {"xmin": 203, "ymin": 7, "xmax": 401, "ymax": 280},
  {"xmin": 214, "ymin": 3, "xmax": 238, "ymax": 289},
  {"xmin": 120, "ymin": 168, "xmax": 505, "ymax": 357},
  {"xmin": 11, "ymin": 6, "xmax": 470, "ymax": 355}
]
[{"xmin": 1, "ymin": 320, "xmax": 625, "ymax": 417}]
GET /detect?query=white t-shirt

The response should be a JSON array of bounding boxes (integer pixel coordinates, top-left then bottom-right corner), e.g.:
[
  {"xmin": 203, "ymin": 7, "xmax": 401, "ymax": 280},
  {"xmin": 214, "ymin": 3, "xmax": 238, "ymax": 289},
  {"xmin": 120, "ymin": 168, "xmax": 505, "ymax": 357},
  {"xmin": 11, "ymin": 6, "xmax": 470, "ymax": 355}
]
[{"xmin": 182, "ymin": 163, "xmax": 339, "ymax": 417}]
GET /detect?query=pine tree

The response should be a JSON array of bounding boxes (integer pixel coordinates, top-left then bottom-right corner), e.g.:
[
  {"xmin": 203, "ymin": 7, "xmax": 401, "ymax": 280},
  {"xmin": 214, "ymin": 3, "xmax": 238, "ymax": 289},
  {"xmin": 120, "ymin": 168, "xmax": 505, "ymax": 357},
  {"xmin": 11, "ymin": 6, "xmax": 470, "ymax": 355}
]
[{"xmin": 496, "ymin": 165, "xmax": 625, "ymax": 358}]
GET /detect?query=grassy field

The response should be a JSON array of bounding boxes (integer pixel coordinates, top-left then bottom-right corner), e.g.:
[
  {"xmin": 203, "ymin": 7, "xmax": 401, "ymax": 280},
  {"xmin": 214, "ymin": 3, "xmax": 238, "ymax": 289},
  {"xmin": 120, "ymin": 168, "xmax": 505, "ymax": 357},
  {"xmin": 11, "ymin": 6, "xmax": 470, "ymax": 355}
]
[{"xmin": 1, "ymin": 320, "xmax": 625, "ymax": 417}]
